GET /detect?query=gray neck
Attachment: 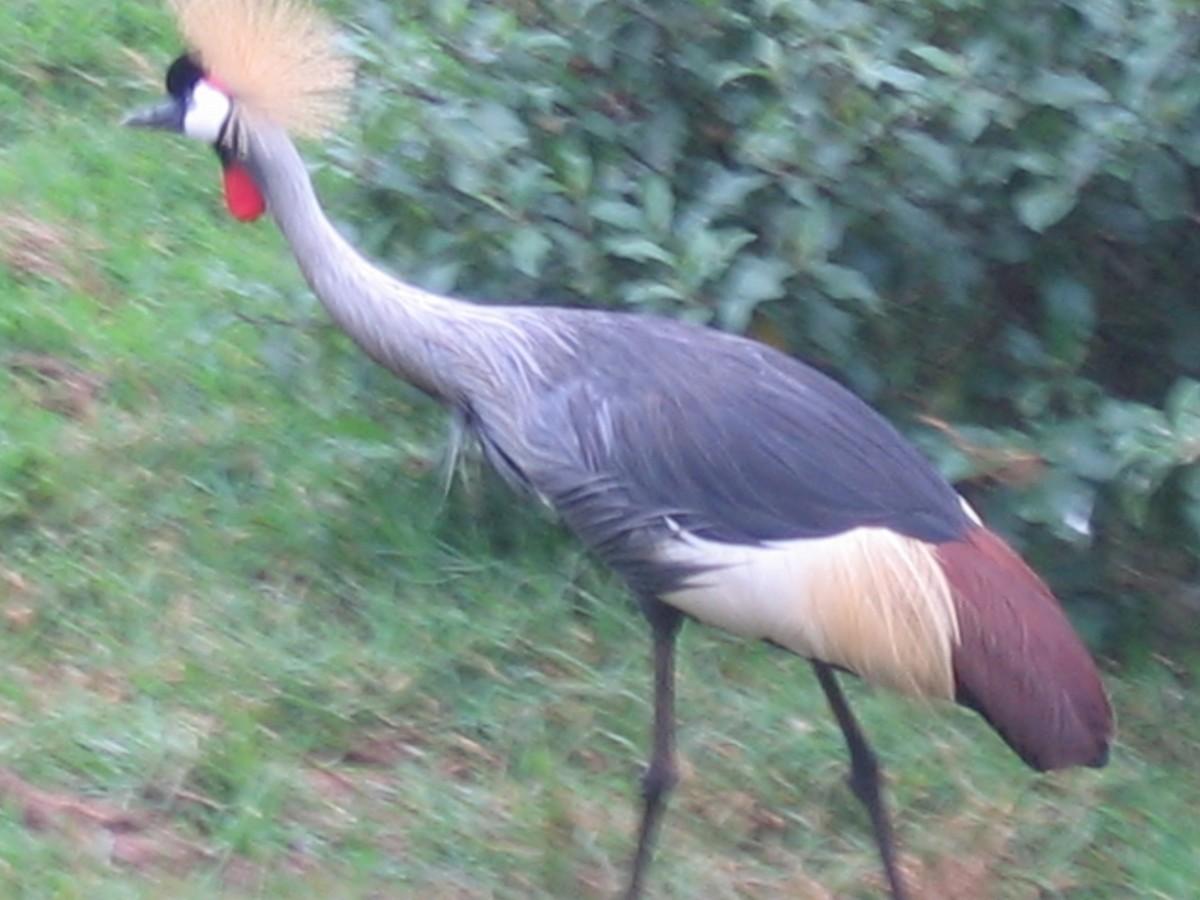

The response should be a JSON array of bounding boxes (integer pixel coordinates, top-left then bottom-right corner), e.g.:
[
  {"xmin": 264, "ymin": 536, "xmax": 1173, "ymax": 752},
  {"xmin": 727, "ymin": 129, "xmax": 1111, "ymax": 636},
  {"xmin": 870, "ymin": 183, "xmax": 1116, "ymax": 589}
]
[{"xmin": 241, "ymin": 121, "xmax": 502, "ymax": 402}]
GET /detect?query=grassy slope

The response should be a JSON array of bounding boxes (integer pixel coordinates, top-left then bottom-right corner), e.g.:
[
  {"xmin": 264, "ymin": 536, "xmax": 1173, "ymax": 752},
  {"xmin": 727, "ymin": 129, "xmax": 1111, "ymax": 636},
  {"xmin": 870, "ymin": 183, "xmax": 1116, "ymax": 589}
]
[{"xmin": 2, "ymin": 1, "xmax": 1198, "ymax": 897}]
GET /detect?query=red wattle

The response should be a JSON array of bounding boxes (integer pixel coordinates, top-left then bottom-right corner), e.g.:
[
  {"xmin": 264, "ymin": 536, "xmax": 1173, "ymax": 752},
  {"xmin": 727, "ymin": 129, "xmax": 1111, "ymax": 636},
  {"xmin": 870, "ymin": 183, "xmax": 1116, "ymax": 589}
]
[{"xmin": 222, "ymin": 163, "xmax": 266, "ymax": 222}]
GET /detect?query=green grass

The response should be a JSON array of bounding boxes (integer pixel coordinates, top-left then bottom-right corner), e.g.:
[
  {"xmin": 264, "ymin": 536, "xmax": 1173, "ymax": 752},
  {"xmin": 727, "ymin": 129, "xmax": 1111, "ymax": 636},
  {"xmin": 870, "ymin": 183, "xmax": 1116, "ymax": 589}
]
[{"xmin": 2, "ymin": 2, "xmax": 1200, "ymax": 897}]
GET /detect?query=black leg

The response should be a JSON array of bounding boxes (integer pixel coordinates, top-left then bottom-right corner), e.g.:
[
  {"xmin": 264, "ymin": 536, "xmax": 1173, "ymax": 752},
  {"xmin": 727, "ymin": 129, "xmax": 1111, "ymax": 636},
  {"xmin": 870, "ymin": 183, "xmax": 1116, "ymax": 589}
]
[
  {"xmin": 811, "ymin": 661, "xmax": 910, "ymax": 900},
  {"xmin": 625, "ymin": 600, "xmax": 683, "ymax": 900}
]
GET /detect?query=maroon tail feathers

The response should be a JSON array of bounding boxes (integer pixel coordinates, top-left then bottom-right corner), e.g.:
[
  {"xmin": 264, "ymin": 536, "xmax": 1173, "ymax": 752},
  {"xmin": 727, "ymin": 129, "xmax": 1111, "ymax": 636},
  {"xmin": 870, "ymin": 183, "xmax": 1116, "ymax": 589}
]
[{"xmin": 935, "ymin": 526, "xmax": 1113, "ymax": 772}]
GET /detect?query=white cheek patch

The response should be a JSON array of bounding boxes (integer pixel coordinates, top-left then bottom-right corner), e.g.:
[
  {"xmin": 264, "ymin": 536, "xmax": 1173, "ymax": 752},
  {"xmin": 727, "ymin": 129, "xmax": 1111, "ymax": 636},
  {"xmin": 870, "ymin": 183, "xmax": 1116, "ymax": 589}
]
[{"xmin": 183, "ymin": 80, "xmax": 232, "ymax": 143}]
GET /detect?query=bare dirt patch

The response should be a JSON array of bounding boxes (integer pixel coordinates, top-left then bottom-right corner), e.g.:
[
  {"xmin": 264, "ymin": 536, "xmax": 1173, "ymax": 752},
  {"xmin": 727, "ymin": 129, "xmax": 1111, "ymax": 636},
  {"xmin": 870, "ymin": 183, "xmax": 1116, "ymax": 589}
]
[
  {"xmin": 0, "ymin": 767, "xmax": 207, "ymax": 875},
  {"xmin": 0, "ymin": 212, "xmax": 101, "ymax": 292},
  {"xmin": 6, "ymin": 353, "xmax": 104, "ymax": 419}
]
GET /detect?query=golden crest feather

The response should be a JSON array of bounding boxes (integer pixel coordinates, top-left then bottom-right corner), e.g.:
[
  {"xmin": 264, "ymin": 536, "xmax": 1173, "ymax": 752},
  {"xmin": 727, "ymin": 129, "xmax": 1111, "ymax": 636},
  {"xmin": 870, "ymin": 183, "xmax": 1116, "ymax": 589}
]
[{"xmin": 170, "ymin": 0, "xmax": 353, "ymax": 138}]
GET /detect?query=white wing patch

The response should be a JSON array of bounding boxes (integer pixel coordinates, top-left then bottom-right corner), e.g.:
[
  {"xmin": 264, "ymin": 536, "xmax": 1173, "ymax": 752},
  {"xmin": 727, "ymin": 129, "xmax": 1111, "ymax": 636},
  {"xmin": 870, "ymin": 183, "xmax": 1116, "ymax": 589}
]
[
  {"xmin": 959, "ymin": 494, "xmax": 983, "ymax": 525},
  {"xmin": 657, "ymin": 526, "xmax": 961, "ymax": 699}
]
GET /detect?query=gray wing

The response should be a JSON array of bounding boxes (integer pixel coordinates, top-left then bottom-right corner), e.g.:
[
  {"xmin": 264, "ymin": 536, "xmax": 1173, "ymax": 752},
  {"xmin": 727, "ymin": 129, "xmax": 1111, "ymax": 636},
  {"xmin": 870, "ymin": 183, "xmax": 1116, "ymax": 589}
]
[{"xmin": 469, "ymin": 312, "xmax": 971, "ymax": 595}]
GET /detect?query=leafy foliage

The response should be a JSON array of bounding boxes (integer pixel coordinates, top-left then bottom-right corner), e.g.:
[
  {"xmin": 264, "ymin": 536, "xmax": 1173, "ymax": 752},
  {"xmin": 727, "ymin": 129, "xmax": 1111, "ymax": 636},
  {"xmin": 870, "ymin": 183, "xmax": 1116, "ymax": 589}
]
[{"xmin": 335, "ymin": 0, "xmax": 1200, "ymax": 655}]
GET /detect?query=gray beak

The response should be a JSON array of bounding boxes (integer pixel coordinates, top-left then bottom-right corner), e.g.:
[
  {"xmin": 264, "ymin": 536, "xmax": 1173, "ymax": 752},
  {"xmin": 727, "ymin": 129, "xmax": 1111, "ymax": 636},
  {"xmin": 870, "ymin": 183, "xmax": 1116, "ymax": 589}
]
[{"xmin": 122, "ymin": 99, "xmax": 184, "ymax": 131}]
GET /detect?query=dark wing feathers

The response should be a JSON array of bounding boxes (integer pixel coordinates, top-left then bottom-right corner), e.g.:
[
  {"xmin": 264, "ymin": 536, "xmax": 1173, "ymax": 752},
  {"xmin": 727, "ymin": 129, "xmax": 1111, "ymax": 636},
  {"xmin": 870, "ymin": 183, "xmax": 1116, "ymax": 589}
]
[
  {"xmin": 472, "ymin": 312, "xmax": 969, "ymax": 585},
  {"xmin": 467, "ymin": 312, "xmax": 1113, "ymax": 774}
]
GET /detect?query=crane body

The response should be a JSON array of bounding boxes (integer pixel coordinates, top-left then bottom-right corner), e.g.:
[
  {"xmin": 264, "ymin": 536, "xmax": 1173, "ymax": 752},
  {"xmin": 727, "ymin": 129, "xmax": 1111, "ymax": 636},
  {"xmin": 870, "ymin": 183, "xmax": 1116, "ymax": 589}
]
[{"xmin": 125, "ymin": 3, "xmax": 1113, "ymax": 896}]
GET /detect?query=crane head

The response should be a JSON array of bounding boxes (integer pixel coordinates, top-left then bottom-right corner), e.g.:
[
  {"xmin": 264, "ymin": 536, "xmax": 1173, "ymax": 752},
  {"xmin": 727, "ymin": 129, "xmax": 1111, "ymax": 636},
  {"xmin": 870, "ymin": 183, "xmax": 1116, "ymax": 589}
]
[
  {"xmin": 124, "ymin": 55, "xmax": 229, "ymax": 141},
  {"xmin": 125, "ymin": 54, "xmax": 267, "ymax": 222},
  {"xmin": 123, "ymin": 0, "xmax": 353, "ymax": 222}
]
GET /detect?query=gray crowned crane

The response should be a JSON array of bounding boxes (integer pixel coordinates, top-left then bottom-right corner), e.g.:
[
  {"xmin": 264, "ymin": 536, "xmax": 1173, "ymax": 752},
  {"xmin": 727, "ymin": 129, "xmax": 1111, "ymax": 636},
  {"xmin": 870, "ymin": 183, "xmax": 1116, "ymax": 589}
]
[{"xmin": 125, "ymin": 1, "xmax": 1113, "ymax": 896}]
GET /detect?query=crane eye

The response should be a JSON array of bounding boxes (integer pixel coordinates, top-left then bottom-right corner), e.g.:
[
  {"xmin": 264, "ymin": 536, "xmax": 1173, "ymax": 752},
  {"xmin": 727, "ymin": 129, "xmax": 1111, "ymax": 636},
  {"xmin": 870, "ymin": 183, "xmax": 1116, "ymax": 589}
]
[{"xmin": 165, "ymin": 54, "xmax": 204, "ymax": 98}]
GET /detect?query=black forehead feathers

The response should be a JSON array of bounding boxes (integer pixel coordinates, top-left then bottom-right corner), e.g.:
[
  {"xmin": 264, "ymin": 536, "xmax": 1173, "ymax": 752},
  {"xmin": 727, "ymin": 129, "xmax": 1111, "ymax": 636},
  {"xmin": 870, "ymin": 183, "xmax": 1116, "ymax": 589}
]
[{"xmin": 165, "ymin": 54, "xmax": 205, "ymax": 98}]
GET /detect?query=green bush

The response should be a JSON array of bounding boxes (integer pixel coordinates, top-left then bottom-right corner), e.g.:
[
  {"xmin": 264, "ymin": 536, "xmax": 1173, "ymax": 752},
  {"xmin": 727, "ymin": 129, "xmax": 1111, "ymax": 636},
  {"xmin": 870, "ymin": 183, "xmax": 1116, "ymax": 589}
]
[{"xmin": 331, "ymin": 0, "xmax": 1200, "ymax": 659}]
